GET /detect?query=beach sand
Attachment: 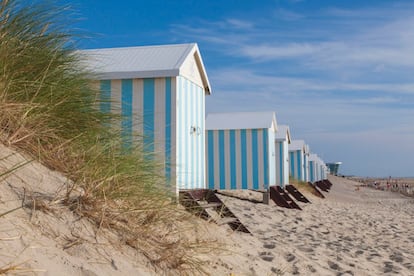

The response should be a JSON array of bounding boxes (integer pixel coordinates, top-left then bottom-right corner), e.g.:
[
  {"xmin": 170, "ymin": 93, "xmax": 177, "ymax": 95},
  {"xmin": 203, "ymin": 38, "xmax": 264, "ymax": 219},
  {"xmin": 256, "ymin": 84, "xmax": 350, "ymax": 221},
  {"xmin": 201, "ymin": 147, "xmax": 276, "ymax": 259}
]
[
  {"xmin": 1, "ymin": 144, "xmax": 413, "ymax": 275},
  {"xmin": 207, "ymin": 176, "xmax": 414, "ymax": 275}
]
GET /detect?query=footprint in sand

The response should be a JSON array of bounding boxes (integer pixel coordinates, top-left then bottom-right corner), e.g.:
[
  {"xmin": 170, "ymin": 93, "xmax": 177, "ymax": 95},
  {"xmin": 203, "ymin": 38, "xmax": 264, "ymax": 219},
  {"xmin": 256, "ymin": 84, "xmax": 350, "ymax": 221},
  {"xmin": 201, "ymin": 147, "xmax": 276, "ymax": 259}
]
[
  {"xmin": 389, "ymin": 252, "xmax": 404, "ymax": 263},
  {"xmin": 306, "ymin": 264, "xmax": 317, "ymax": 273},
  {"xmin": 354, "ymin": 250, "xmax": 364, "ymax": 258},
  {"xmin": 284, "ymin": 253, "xmax": 296, "ymax": 262},
  {"xmin": 337, "ymin": 271, "xmax": 354, "ymax": 276},
  {"xmin": 258, "ymin": 251, "xmax": 274, "ymax": 262},
  {"xmin": 263, "ymin": 242, "xmax": 276, "ymax": 249},
  {"xmin": 327, "ymin": 260, "xmax": 341, "ymax": 270},
  {"xmin": 383, "ymin": 261, "xmax": 395, "ymax": 273},
  {"xmin": 297, "ymin": 246, "xmax": 314, "ymax": 253},
  {"xmin": 369, "ymin": 252, "xmax": 382, "ymax": 258},
  {"xmin": 271, "ymin": 267, "xmax": 284, "ymax": 274}
]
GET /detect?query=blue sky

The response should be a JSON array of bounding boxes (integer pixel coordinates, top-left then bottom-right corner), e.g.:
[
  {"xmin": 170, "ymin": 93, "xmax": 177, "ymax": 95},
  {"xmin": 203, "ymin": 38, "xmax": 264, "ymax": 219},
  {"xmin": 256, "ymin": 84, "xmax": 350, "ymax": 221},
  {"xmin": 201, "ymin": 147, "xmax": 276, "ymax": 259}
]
[{"xmin": 58, "ymin": 0, "xmax": 414, "ymax": 177}]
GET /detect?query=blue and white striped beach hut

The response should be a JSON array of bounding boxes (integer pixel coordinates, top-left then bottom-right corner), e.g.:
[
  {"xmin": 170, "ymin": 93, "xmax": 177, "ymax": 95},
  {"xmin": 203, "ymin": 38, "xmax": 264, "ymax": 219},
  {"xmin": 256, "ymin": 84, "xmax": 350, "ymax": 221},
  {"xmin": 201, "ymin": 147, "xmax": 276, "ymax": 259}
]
[
  {"xmin": 309, "ymin": 154, "xmax": 328, "ymax": 182},
  {"xmin": 289, "ymin": 140, "xmax": 308, "ymax": 182},
  {"xmin": 83, "ymin": 43, "xmax": 211, "ymax": 193},
  {"xmin": 308, "ymin": 153, "xmax": 319, "ymax": 183},
  {"xmin": 275, "ymin": 125, "xmax": 291, "ymax": 188},
  {"xmin": 205, "ymin": 112, "xmax": 277, "ymax": 190}
]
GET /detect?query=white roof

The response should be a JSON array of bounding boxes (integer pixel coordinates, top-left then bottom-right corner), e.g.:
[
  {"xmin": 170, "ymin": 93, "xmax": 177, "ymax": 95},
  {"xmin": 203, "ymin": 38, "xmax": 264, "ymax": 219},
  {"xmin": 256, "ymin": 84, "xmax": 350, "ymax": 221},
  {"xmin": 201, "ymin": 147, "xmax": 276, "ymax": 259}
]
[
  {"xmin": 309, "ymin": 153, "xmax": 319, "ymax": 161},
  {"xmin": 81, "ymin": 43, "xmax": 211, "ymax": 94},
  {"xmin": 309, "ymin": 153, "xmax": 325, "ymax": 165},
  {"xmin": 206, "ymin": 111, "xmax": 277, "ymax": 131},
  {"xmin": 289, "ymin": 139, "xmax": 306, "ymax": 151},
  {"xmin": 275, "ymin": 125, "xmax": 291, "ymax": 142}
]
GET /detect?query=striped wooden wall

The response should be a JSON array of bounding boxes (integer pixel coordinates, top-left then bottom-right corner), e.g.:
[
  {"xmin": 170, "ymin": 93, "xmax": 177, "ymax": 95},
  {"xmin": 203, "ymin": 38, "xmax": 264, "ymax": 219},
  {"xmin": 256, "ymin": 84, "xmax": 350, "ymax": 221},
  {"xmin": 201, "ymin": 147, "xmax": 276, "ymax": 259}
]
[
  {"xmin": 309, "ymin": 160, "xmax": 316, "ymax": 182},
  {"xmin": 289, "ymin": 150, "xmax": 305, "ymax": 181},
  {"xmin": 99, "ymin": 76, "xmax": 205, "ymax": 192},
  {"xmin": 206, "ymin": 128, "xmax": 275, "ymax": 190},
  {"xmin": 176, "ymin": 76, "xmax": 205, "ymax": 190},
  {"xmin": 275, "ymin": 140, "xmax": 290, "ymax": 187},
  {"xmin": 309, "ymin": 160, "xmax": 326, "ymax": 182}
]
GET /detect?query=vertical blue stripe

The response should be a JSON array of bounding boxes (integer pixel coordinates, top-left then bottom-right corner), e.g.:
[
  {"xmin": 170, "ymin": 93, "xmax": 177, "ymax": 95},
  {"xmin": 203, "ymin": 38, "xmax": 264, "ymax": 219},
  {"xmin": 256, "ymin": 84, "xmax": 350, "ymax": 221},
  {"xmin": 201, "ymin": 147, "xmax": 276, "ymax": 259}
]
[
  {"xmin": 263, "ymin": 129, "xmax": 269, "ymax": 189},
  {"xmin": 310, "ymin": 161, "xmax": 314, "ymax": 182},
  {"xmin": 121, "ymin": 79, "xmax": 133, "ymax": 150},
  {"xmin": 229, "ymin": 130, "xmax": 236, "ymax": 189},
  {"xmin": 143, "ymin": 79, "xmax": 155, "ymax": 154},
  {"xmin": 290, "ymin": 151, "xmax": 294, "ymax": 177},
  {"xmin": 297, "ymin": 151, "xmax": 302, "ymax": 180},
  {"xmin": 279, "ymin": 142, "xmax": 283, "ymax": 186},
  {"xmin": 207, "ymin": 130, "xmax": 215, "ymax": 189},
  {"xmin": 165, "ymin": 77, "xmax": 171, "ymax": 182},
  {"xmin": 241, "ymin": 129, "xmax": 248, "ymax": 189},
  {"xmin": 219, "ymin": 130, "xmax": 225, "ymax": 189},
  {"xmin": 251, "ymin": 129, "xmax": 259, "ymax": 189},
  {"xmin": 100, "ymin": 80, "xmax": 111, "ymax": 113}
]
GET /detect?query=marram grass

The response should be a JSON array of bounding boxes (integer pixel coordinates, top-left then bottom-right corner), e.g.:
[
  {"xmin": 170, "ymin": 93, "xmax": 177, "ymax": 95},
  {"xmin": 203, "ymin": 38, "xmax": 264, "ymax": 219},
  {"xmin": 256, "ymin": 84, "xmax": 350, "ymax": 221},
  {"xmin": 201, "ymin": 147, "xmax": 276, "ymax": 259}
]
[{"xmin": 0, "ymin": 0, "xmax": 214, "ymax": 273}]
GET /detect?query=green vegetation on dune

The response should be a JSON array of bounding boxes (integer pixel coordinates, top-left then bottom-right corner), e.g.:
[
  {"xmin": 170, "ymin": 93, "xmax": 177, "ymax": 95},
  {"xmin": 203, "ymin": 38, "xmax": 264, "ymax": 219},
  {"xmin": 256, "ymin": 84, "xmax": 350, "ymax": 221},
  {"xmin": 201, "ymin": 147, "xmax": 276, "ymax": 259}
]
[{"xmin": 0, "ymin": 0, "xmax": 212, "ymax": 273}]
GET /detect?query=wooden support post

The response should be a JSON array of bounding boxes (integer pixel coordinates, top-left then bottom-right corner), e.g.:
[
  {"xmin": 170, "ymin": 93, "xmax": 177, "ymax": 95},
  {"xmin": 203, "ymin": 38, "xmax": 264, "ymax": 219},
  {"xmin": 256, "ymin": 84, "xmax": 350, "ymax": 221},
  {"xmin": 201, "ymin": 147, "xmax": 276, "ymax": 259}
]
[{"xmin": 263, "ymin": 190, "xmax": 270, "ymax": 205}]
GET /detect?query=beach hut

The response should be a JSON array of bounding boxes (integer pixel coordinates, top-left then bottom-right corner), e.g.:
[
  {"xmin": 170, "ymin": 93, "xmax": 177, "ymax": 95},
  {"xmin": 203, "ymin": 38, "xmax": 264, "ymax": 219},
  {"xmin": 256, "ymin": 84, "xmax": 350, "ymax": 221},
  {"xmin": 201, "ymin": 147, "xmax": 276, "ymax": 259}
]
[
  {"xmin": 308, "ymin": 153, "xmax": 319, "ymax": 183},
  {"xmin": 83, "ymin": 43, "xmax": 211, "ymax": 193},
  {"xmin": 275, "ymin": 125, "xmax": 291, "ymax": 188},
  {"xmin": 309, "ymin": 154, "xmax": 328, "ymax": 182},
  {"xmin": 205, "ymin": 111, "xmax": 277, "ymax": 190},
  {"xmin": 289, "ymin": 140, "xmax": 308, "ymax": 182}
]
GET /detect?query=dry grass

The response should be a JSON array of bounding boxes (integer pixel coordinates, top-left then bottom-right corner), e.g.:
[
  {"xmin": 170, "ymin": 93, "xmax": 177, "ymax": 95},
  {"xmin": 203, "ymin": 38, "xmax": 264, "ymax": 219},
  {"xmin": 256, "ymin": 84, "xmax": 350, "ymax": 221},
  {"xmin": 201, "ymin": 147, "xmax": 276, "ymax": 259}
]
[
  {"xmin": 0, "ymin": 1, "xmax": 218, "ymax": 274},
  {"xmin": 290, "ymin": 177, "xmax": 316, "ymax": 195}
]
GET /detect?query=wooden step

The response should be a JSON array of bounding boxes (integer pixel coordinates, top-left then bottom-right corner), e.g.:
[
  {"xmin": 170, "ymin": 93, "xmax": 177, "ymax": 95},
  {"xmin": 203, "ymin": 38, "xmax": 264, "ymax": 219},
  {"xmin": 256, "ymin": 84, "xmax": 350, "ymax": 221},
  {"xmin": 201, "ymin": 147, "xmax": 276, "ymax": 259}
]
[
  {"xmin": 270, "ymin": 186, "xmax": 301, "ymax": 210},
  {"xmin": 285, "ymin": 184, "xmax": 311, "ymax": 203},
  {"xmin": 307, "ymin": 182, "xmax": 325, "ymax": 198},
  {"xmin": 179, "ymin": 189, "xmax": 251, "ymax": 234}
]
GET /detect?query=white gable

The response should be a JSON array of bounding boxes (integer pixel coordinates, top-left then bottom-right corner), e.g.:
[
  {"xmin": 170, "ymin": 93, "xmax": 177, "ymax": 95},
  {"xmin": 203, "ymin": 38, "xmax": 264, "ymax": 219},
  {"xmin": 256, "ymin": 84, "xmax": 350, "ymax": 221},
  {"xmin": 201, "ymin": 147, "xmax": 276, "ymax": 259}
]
[{"xmin": 180, "ymin": 52, "xmax": 204, "ymax": 88}]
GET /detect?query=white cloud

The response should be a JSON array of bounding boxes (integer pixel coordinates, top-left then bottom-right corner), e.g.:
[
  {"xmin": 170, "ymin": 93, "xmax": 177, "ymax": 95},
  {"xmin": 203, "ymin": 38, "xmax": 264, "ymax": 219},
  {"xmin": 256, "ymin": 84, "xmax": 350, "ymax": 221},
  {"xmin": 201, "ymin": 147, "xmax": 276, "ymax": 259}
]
[
  {"xmin": 239, "ymin": 43, "xmax": 325, "ymax": 59},
  {"xmin": 171, "ymin": 2, "xmax": 414, "ymax": 176},
  {"xmin": 273, "ymin": 8, "xmax": 304, "ymax": 21},
  {"xmin": 210, "ymin": 68, "xmax": 414, "ymax": 95},
  {"xmin": 225, "ymin": 18, "xmax": 254, "ymax": 29}
]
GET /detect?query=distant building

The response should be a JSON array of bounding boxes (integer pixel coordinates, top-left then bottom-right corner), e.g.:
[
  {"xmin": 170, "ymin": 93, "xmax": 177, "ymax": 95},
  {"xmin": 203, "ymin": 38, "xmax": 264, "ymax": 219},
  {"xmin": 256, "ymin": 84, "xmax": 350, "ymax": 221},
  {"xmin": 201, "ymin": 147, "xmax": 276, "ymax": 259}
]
[
  {"xmin": 82, "ymin": 43, "xmax": 211, "ymax": 194},
  {"xmin": 205, "ymin": 111, "xmax": 277, "ymax": 190},
  {"xmin": 327, "ymin": 162, "xmax": 342, "ymax": 175}
]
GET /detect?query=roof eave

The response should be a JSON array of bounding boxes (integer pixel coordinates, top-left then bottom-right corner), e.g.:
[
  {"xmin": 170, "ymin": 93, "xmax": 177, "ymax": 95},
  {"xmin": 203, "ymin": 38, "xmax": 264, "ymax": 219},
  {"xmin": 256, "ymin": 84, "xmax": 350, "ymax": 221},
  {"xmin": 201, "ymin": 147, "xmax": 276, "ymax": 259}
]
[{"xmin": 93, "ymin": 69, "xmax": 180, "ymax": 80}]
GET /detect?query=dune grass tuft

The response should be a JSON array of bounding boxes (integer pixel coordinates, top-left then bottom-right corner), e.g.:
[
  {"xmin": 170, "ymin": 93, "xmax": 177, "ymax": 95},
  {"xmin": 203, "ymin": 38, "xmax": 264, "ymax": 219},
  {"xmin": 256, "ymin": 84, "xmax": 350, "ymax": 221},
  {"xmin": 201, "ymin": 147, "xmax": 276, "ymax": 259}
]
[
  {"xmin": 289, "ymin": 177, "xmax": 314, "ymax": 193},
  {"xmin": 0, "ymin": 0, "xmax": 215, "ymax": 273}
]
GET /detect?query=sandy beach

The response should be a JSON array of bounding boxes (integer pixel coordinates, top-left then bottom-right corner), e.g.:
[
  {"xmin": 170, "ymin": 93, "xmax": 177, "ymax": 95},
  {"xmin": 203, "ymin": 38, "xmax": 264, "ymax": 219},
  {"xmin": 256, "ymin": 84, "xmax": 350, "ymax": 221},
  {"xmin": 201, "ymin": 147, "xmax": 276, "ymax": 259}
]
[
  {"xmin": 207, "ymin": 175, "xmax": 414, "ymax": 275},
  {"xmin": 1, "ymin": 145, "xmax": 413, "ymax": 275}
]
